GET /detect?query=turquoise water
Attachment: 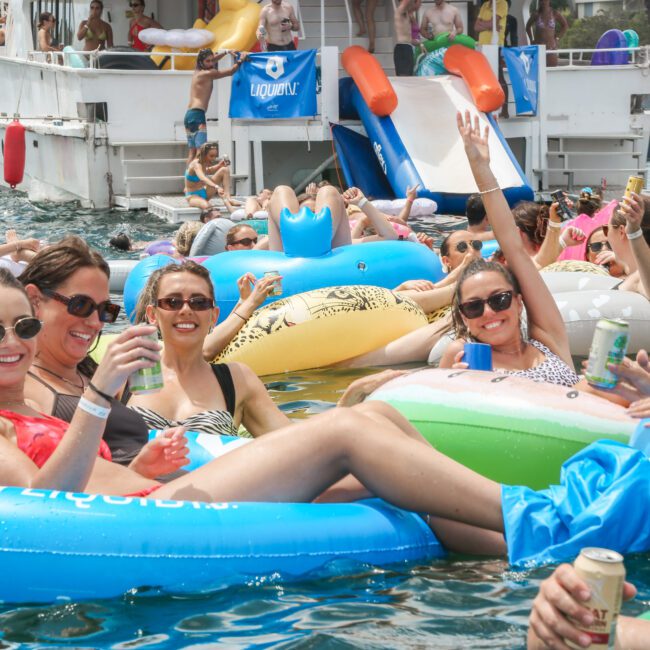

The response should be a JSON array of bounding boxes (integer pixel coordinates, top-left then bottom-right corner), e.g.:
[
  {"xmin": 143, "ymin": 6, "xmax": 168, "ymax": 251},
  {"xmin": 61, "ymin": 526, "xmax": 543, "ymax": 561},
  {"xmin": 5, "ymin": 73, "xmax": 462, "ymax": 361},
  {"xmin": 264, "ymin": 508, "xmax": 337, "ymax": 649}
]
[{"xmin": 1, "ymin": 189, "xmax": 649, "ymax": 648}]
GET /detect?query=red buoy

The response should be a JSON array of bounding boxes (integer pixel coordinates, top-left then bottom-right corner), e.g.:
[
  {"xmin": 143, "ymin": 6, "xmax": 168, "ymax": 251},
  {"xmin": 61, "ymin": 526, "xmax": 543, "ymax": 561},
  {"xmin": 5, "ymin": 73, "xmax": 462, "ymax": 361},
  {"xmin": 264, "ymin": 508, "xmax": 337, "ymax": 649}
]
[{"xmin": 3, "ymin": 118, "xmax": 26, "ymax": 189}]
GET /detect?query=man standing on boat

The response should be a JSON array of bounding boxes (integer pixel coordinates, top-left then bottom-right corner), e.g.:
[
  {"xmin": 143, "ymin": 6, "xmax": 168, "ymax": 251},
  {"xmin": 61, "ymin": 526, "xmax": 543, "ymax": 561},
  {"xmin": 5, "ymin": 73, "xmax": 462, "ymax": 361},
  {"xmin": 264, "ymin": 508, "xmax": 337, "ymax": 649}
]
[
  {"xmin": 420, "ymin": 0, "xmax": 463, "ymax": 40},
  {"xmin": 256, "ymin": 0, "xmax": 300, "ymax": 52},
  {"xmin": 184, "ymin": 48, "xmax": 247, "ymax": 164}
]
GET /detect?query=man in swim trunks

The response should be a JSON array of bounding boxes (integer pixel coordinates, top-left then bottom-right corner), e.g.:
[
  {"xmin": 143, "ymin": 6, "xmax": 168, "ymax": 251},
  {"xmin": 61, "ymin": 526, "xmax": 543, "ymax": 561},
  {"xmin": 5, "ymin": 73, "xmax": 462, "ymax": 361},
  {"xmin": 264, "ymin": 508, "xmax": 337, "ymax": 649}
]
[
  {"xmin": 184, "ymin": 48, "xmax": 247, "ymax": 164},
  {"xmin": 256, "ymin": 0, "xmax": 300, "ymax": 51},
  {"xmin": 419, "ymin": 0, "xmax": 463, "ymax": 41},
  {"xmin": 393, "ymin": 0, "xmax": 421, "ymax": 76}
]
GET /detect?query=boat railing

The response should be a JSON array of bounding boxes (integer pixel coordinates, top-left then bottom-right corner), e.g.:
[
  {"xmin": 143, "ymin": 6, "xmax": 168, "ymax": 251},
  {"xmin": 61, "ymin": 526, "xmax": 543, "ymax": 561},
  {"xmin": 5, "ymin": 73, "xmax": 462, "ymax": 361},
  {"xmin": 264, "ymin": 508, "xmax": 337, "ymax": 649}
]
[{"xmin": 547, "ymin": 44, "xmax": 650, "ymax": 68}]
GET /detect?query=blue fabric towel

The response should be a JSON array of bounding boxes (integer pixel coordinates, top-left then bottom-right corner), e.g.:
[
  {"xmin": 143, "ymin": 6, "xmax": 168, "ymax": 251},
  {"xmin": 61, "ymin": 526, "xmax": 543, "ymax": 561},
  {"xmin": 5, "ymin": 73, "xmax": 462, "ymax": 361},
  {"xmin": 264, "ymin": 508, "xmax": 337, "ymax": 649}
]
[{"xmin": 502, "ymin": 440, "xmax": 650, "ymax": 567}]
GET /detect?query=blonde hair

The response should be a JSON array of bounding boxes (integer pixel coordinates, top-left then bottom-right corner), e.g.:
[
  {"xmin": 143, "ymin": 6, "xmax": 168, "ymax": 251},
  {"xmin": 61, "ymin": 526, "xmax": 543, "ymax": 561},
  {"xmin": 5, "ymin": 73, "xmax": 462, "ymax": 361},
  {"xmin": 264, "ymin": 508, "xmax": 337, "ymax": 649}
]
[{"xmin": 174, "ymin": 221, "xmax": 203, "ymax": 257}]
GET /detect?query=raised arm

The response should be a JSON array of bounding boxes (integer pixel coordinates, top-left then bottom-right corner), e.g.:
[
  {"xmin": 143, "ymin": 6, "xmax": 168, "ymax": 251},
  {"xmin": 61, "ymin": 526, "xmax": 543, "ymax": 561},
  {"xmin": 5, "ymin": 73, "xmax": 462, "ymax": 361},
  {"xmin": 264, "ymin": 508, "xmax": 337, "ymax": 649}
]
[
  {"xmin": 344, "ymin": 187, "xmax": 398, "ymax": 241},
  {"xmin": 457, "ymin": 111, "xmax": 571, "ymax": 363},
  {"xmin": 621, "ymin": 192, "xmax": 650, "ymax": 299}
]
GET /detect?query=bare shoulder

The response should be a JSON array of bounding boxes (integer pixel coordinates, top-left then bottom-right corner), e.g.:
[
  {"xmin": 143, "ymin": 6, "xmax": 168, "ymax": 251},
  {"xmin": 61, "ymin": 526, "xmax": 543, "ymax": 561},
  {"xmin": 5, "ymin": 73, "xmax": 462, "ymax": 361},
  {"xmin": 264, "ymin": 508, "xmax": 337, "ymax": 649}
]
[{"xmin": 226, "ymin": 362, "xmax": 263, "ymax": 394}]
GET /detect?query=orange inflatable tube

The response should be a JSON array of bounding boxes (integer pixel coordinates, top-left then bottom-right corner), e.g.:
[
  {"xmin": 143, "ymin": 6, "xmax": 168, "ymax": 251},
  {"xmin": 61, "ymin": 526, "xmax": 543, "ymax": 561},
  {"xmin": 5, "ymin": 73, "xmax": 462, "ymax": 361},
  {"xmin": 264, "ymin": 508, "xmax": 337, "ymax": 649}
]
[
  {"xmin": 443, "ymin": 44, "xmax": 504, "ymax": 113},
  {"xmin": 341, "ymin": 46, "xmax": 397, "ymax": 116}
]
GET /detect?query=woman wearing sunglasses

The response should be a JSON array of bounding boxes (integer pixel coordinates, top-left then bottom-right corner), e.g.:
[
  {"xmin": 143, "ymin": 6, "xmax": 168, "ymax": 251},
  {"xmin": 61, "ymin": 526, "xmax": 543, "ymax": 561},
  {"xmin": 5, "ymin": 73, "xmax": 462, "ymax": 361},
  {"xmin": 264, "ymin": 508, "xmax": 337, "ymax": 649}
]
[
  {"xmin": 128, "ymin": 0, "xmax": 161, "ymax": 52},
  {"xmin": 438, "ymin": 112, "xmax": 579, "ymax": 388},
  {"xmin": 225, "ymin": 224, "xmax": 260, "ymax": 251},
  {"xmin": 127, "ymin": 261, "xmax": 290, "ymax": 437},
  {"xmin": 584, "ymin": 226, "xmax": 626, "ymax": 278},
  {"xmin": 19, "ymin": 237, "xmax": 166, "ymax": 466}
]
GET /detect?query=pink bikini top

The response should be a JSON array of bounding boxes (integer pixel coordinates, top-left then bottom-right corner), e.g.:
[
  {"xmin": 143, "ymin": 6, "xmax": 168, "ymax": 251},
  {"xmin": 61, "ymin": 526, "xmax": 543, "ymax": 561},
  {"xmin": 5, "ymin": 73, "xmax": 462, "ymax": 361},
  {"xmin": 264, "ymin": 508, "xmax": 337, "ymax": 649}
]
[{"xmin": 0, "ymin": 409, "xmax": 112, "ymax": 468}]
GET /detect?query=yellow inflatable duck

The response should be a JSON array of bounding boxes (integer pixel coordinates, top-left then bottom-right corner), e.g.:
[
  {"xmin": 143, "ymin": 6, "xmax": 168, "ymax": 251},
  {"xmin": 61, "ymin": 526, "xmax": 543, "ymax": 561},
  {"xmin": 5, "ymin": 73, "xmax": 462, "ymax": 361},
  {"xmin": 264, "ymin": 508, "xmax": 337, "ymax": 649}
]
[{"xmin": 151, "ymin": 0, "xmax": 260, "ymax": 71}]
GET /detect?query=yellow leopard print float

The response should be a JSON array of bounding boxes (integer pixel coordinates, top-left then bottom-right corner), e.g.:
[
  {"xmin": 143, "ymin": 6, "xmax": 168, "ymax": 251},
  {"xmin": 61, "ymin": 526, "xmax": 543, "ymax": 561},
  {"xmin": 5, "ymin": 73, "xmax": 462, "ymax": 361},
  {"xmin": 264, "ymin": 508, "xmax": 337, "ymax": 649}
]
[
  {"xmin": 217, "ymin": 285, "xmax": 427, "ymax": 375},
  {"xmin": 426, "ymin": 305, "xmax": 451, "ymax": 325},
  {"xmin": 542, "ymin": 260, "xmax": 609, "ymax": 276}
]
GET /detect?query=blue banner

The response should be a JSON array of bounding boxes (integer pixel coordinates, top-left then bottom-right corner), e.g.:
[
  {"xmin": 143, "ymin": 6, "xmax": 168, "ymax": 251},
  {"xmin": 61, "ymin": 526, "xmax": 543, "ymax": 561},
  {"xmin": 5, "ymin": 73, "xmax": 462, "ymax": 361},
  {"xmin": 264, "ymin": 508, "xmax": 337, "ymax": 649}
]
[
  {"xmin": 503, "ymin": 46, "xmax": 539, "ymax": 116},
  {"xmin": 229, "ymin": 50, "xmax": 317, "ymax": 119}
]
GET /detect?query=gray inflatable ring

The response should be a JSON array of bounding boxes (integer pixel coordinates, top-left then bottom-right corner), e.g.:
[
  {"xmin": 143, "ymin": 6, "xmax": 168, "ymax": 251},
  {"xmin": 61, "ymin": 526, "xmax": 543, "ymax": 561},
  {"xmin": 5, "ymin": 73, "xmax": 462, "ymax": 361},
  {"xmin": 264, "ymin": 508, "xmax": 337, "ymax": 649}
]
[{"xmin": 189, "ymin": 218, "xmax": 236, "ymax": 257}]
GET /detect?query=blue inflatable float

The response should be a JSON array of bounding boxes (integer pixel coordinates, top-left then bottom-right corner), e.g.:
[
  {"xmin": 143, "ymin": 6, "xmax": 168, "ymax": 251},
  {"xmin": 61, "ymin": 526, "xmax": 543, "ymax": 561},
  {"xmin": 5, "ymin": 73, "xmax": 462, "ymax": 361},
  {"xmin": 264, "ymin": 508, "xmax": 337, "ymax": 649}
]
[
  {"xmin": 124, "ymin": 206, "xmax": 445, "ymax": 322},
  {"xmin": 0, "ymin": 432, "xmax": 444, "ymax": 604},
  {"xmin": 591, "ymin": 29, "xmax": 629, "ymax": 66}
]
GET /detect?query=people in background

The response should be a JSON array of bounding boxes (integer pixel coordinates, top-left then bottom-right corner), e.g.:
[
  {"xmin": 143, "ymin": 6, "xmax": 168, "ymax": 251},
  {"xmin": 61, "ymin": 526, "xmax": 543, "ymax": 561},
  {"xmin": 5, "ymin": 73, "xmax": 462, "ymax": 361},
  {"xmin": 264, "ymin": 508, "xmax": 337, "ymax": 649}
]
[
  {"xmin": 128, "ymin": 0, "xmax": 161, "ymax": 52},
  {"xmin": 0, "ymin": 15, "xmax": 7, "ymax": 47},
  {"xmin": 37, "ymin": 12, "xmax": 63, "ymax": 58},
  {"xmin": 420, "ymin": 0, "xmax": 463, "ymax": 40},
  {"xmin": 525, "ymin": 0, "xmax": 567, "ymax": 67},
  {"xmin": 474, "ymin": 0, "xmax": 509, "ymax": 117},
  {"xmin": 225, "ymin": 224, "xmax": 259, "ymax": 251},
  {"xmin": 184, "ymin": 48, "xmax": 246, "ymax": 164},
  {"xmin": 77, "ymin": 1, "xmax": 113, "ymax": 51},
  {"xmin": 504, "ymin": 0, "xmax": 518, "ymax": 47},
  {"xmin": 465, "ymin": 193, "xmax": 494, "ymax": 240},
  {"xmin": 256, "ymin": 0, "xmax": 300, "ymax": 51},
  {"xmin": 184, "ymin": 143, "xmax": 235, "ymax": 211},
  {"xmin": 351, "ymin": 0, "xmax": 378, "ymax": 53},
  {"xmin": 393, "ymin": 0, "xmax": 421, "ymax": 76}
]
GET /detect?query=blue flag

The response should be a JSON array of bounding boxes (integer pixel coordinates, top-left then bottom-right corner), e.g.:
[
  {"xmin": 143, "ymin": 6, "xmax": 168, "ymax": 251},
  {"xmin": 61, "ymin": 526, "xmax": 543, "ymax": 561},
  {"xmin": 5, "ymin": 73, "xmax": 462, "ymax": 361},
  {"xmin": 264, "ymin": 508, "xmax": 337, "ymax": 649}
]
[
  {"xmin": 502, "ymin": 46, "xmax": 539, "ymax": 116},
  {"xmin": 229, "ymin": 50, "xmax": 317, "ymax": 119}
]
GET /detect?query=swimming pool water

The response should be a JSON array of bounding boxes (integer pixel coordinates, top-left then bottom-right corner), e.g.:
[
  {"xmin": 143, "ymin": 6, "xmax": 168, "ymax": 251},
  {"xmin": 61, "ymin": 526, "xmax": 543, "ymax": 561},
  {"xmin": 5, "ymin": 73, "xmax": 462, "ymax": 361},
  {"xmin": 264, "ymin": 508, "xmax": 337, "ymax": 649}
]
[{"xmin": 1, "ymin": 189, "xmax": 648, "ymax": 648}]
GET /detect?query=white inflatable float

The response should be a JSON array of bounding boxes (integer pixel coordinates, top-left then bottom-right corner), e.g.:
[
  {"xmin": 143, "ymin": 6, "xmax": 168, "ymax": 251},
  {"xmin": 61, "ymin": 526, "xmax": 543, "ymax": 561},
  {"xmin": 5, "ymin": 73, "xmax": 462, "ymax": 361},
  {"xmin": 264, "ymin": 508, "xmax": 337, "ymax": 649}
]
[{"xmin": 371, "ymin": 198, "xmax": 438, "ymax": 217}]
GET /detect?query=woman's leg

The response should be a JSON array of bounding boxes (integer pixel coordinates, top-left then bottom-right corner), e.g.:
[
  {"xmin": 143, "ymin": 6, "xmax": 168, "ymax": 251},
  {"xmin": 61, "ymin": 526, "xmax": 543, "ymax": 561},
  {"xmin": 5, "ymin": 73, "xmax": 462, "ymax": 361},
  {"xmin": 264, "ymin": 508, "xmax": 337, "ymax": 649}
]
[
  {"xmin": 351, "ymin": 0, "xmax": 365, "ymax": 36},
  {"xmin": 244, "ymin": 196, "xmax": 262, "ymax": 218},
  {"xmin": 152, "ymin": 406, "xmax": 504, "ymax": 541},
  {"xmin": 212, "ymin": 167, "xmax": 232, "ymax": 198},
  {"xmin": 315, "ymin": 185, "xmax": 352, "ymax": 249},
  {"xmin": 365, "ymin": 0, "xmax": 378, "ymax": 53},
  {"xmin": 186, "ymin": 194, "xmax": 210, "ymax": 210},
  {"xmin": 267, "ymin": 185, "xmax": 300, "ymax": 251}
]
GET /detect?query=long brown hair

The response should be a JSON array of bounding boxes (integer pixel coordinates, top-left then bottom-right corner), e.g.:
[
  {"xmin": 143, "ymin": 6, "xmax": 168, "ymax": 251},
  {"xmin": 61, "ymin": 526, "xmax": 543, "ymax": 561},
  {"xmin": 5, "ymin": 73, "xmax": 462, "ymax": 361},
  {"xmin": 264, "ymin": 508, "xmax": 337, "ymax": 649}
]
[{"xmin": 511, "ymin": 201, "xmax": 548, "ymax": 248}]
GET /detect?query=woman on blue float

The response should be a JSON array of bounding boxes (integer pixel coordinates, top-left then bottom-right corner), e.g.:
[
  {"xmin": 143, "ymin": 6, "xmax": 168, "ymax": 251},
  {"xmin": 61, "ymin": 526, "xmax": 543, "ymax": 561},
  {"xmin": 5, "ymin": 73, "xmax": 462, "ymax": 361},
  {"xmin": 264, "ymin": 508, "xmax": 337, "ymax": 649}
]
[
  {"xmin": 2, "ymin": 268, "xmax": 649, "ymax": 568},
  {"xmin": 127, "ymin": 261, "xmax": 288, "ymax": 435},
  {"xmin": 184, "ymin": 142, "xmax": 234, "ymax": 211},
  {"xmin": 438, "ymin": 113, "xmax": 580, "ymax": 387}
]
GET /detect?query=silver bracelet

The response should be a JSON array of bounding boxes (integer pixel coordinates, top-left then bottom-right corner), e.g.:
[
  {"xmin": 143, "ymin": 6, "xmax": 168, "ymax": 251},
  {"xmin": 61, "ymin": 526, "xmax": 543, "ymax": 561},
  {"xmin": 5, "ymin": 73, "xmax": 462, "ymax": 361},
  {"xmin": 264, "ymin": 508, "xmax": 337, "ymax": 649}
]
[
  {"xmin": 478, "ymin": 186, "xmax": 500, "ymax": 195},
  {"xmin": 78, "ymin": 396, "xmax": 111, "ymax": 420},
  {"xmin": 547, "ymin": 220, "xmax": 562, "ymax": 230},
  {"xmin": 627, "ymin": 228, "xmax": 644, "ymax": 240},
  {"xmin": 357, "ymin": 197, "xmax": 368, "ymax": 208}
]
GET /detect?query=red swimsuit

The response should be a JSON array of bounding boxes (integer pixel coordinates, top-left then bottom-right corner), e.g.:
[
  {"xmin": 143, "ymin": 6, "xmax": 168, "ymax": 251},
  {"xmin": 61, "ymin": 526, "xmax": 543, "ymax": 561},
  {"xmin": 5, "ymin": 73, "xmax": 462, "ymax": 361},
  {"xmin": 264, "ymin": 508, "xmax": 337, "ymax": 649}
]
[{"xmin": 0, "ymin": 409, "xmax": 161, "ymax": 497}]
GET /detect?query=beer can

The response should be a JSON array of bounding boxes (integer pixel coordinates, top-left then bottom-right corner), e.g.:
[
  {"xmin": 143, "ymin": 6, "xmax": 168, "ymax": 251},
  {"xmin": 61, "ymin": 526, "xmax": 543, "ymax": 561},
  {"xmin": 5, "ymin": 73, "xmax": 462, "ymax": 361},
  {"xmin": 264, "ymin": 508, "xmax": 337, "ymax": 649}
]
[
  {"xmin": 264, "ymin": 270, "xmax": 282, "ymax": 297},
  {"xmin": 624, "ymin": 175, "xmax": 644, "ymax": 200},
  {"xmin": 567, "ymin": 548, "xmax": 625, "ymax": 650},
  {"xmin": 585, "ymin": 319, "xmax": 629, "ymax": 389},
  {"xmin": 129, "ymin": 332, "xmax": 164, "ymax": 394}
]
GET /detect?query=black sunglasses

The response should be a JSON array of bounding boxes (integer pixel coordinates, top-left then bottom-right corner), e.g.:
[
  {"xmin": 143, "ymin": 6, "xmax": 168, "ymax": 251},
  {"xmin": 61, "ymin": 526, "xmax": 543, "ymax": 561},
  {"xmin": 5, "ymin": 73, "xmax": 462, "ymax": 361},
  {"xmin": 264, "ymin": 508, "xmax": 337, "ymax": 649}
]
[
  {"xmin": 456, "ymin": 240, "xmax": 483, "ymax": 254},
  {"xmin": 43, "ymin": 289, "xmax": 121, "ymax": 323},
  {"xmin": 231, "ymin": 237, "xmax": 257, "ymax": 247},
  {"xmin": 156, "ymin": 296, "xmax": 214, "ymax": 311},
  {"xmin": 459, "ymin": 290, "xmax": 514, "ymax": 319},
  {"xmin": 0, "ymin": 317, "xmax": 42, "ymax": 344},
  {"xmin": 587, "ymin": 241, "xmax": 612, "ymax": 254},
  {"xmin": 129, "ymin": 3, "xmax": 142, "ymax": 6}
]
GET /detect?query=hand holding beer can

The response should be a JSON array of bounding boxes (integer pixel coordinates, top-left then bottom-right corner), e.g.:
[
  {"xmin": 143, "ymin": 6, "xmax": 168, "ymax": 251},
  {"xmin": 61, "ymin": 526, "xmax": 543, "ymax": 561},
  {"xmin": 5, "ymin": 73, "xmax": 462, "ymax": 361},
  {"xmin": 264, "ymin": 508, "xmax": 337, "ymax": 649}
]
[
  {"xmin": 263, "ymin": 270, "xmax": 282, "ymax": 297},
  {"xmin": 585, "ymin": 319, "xmax": 629, "ymax": 389},
  {"xmin": 129, "ymin": 331, "xmax": 164, "ymax": 394},
  {"xmin": 567, "ymin": 548, "xmax": 625, "ymax": 650},
  {"xmin": 624, "ymin": 175, "xmax": 644, "ymax": 202}
]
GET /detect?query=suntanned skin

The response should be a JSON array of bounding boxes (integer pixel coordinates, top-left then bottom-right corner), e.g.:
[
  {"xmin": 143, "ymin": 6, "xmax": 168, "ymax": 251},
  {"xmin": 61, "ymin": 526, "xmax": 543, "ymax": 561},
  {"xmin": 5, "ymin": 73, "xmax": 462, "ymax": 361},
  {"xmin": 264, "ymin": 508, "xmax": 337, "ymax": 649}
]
[
  {"xmin": 257, "ymin": 0, "xmax": 299, "ymax": 48},
  {"xmin": 394, "ymin": 0, "xmax": 421, "ymax": 44},
  {"xmin": 420, "ymin": 0, "xmax": 463, "ymax": 40}
]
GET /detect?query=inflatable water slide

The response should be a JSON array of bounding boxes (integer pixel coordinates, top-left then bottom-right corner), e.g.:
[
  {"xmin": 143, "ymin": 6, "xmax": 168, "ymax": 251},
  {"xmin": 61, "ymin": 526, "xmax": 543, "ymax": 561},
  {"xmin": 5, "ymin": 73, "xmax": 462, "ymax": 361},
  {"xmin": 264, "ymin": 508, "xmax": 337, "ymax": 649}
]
[{"xmin": 335, "ymin": 44, "xmax": 534, "ymax": 214}]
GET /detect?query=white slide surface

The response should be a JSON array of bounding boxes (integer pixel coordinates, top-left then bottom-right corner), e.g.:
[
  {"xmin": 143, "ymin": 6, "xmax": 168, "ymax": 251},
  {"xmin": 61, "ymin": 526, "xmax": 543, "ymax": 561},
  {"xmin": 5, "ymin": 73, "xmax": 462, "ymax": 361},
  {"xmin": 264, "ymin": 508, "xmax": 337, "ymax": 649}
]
[{"xmin": 389, "ymin": 75, "xmax": 523, "ymax": 194}]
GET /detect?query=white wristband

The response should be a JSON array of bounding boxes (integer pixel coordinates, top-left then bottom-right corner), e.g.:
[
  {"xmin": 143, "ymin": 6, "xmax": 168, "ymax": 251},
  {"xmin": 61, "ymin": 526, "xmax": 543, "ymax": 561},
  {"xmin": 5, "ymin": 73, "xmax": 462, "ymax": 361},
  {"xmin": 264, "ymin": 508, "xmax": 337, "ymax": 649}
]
[
  {"xmin": 357, "ymin": 197, "xmax": 368, "ymax": 208},
  {"xmin": 547, "ymin": 220, "xmax": 562, "ymax": 230},
  {"xmin": 627, "ymin": 228, "xmax": 644, "ymax": 240},
  {"xmin": 78, "ymin": 396, "xmax": 111, "ymax": 420}
]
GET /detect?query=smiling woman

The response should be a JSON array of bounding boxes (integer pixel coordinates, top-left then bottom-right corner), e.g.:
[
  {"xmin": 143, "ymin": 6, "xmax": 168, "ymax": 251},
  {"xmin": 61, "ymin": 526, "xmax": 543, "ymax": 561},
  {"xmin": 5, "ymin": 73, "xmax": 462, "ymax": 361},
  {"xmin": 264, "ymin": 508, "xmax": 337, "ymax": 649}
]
[
  {"xmin": 438, "ymin": 113, "xmax": 579, "ymax": 388},
  {"xmin": 127, "ymin": 261, "xmax": 292, "ymax": 437}
]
